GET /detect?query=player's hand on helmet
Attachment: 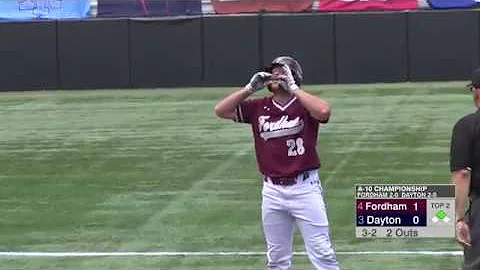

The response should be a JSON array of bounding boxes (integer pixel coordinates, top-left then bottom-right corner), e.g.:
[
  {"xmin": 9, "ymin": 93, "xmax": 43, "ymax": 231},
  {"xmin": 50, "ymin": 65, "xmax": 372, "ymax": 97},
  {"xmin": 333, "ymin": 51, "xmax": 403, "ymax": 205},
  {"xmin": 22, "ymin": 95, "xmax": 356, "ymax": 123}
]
[
  {"xmin": 245, "ymin": 72, "xmax": 272, "ymax": 93},
  {"xmin": 280, "ymin": 65, "xmax": 300, "ymax": 93}
]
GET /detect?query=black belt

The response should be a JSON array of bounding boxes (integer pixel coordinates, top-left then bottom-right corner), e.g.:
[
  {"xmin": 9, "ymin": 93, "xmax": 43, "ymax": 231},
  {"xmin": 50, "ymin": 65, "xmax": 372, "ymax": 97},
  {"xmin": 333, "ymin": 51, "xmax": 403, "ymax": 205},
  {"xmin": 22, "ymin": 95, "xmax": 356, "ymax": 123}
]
[{"xmin": 264, "ymin": 171, "xmax": 310, "ymax": 186}]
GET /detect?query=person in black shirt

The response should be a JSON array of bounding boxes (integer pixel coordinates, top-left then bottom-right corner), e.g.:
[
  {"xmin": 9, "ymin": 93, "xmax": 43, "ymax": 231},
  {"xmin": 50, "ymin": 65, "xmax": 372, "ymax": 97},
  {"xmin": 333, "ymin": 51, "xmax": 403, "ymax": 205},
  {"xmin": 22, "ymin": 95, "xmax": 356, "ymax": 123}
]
[{"xmin": 451, "ymin": 67, "xmax": 480, "ymax": 269}]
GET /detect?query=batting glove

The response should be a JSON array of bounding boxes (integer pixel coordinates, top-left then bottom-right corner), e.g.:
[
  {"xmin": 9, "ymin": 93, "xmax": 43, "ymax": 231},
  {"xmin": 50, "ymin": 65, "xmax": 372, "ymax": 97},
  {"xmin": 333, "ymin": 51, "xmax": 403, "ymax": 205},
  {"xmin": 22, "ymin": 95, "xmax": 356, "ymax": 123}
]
[
  {"xmin": 281, "ymin": 65, "xmax": 300, "ymax": 93},
  {"xmin": 245, "ymin": 72, "xmax": 272, "ymax": 93}
]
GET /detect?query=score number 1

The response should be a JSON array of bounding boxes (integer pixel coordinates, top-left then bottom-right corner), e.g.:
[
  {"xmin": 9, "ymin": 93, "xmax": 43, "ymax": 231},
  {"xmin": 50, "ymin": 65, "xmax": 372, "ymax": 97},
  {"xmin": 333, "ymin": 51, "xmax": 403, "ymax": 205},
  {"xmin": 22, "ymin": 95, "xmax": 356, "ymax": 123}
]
[{"xmin": 357, "ymin": 201, "xmax": 419, "ymax": 211}]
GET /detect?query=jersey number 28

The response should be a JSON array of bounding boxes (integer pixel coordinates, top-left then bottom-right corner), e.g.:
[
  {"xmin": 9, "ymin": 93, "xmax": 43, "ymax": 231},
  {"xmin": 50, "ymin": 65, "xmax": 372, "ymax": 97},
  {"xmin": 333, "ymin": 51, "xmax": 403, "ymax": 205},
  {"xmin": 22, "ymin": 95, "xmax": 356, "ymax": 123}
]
[{"xmin": 287, "ymin": 138, "xmax": 305, "ymax": 156}]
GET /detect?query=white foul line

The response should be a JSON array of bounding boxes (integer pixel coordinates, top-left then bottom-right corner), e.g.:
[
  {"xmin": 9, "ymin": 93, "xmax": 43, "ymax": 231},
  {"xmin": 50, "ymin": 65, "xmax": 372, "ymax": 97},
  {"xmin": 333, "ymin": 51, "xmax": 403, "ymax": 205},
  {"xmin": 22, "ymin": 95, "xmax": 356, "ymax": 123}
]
[{"xmin": 0, "ymin": 251, "xmax": 462, "ymax": 257}]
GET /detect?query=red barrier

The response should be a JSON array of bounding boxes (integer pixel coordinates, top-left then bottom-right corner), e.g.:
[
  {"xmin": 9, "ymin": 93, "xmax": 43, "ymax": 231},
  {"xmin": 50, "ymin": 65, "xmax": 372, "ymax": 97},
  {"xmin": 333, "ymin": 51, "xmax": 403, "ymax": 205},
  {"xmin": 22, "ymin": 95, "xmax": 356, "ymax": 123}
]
[{"xmin": 211, "ymin": 0, "xmax": 314, "ymax": 14}]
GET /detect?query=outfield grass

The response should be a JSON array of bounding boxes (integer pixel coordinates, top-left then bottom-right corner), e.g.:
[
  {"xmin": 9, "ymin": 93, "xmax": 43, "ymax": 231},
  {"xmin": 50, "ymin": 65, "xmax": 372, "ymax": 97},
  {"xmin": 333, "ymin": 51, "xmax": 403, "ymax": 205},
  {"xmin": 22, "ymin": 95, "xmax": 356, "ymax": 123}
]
[{"xmin": 0, "ymin": 83, "xmax": 471, "ymax": 269}]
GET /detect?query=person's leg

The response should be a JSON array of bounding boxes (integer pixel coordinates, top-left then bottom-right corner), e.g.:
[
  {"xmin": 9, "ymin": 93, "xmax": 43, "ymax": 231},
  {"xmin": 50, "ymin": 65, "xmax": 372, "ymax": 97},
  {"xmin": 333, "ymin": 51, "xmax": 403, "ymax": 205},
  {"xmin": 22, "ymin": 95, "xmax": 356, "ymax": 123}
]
[
  {"xmin": 289, "ymin": 171, "xmax": 340, "ymax": 270},
  {"xmin": 296, "ymin": 221, "xmax": 340, "ymax": 270},
  {"xmin": 262, "ymin": 184, "xmax": 296, "ymax": 270}
]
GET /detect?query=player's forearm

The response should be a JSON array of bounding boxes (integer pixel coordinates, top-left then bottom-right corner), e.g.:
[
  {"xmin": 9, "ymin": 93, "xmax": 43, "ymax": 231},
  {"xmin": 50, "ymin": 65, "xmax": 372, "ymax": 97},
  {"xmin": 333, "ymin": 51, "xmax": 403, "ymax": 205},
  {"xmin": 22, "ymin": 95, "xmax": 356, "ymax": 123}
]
[
  {"xmin": 293, "ymin": 89, "xmax": 331, "ymax": 122},
  {"xmin": 452, "ymin": 169, "xmax": 471, "ymax": 220},
  {"xmin": 214, "ymin": 88, "xmax": 252, "ymax": 119}
]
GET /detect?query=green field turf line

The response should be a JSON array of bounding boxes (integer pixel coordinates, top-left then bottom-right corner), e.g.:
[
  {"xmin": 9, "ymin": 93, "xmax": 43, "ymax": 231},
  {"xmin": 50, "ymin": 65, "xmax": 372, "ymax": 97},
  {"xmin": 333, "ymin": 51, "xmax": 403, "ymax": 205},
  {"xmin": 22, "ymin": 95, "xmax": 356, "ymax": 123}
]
[
  {"xmin": 0, "ymin": 81, "xmax": 468, "ymax": 98},
  {"xmin": 0, "ymin": 251, "xmax": 462, "ymax": 257}
]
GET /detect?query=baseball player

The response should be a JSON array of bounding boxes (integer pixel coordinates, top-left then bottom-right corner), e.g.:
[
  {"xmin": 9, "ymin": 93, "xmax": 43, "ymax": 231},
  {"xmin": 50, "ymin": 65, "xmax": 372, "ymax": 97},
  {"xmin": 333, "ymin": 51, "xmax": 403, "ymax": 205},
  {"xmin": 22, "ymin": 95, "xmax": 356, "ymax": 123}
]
[{"xmin": 214, "ymin": 56, "xmax": 340, "ymax": 270}]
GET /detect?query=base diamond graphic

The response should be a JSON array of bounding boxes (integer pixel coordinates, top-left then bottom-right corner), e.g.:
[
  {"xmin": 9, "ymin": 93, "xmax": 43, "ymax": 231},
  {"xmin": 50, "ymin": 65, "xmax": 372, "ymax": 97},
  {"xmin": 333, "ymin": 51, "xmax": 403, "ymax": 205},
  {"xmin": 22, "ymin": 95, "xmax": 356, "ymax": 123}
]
[
  {"xmin": 432, "ymin": 210, "xmax": 450, "ymax": 224},
  {"xmin": 436, "ymin": 210, "xmax": 447, "ymax": 220}
]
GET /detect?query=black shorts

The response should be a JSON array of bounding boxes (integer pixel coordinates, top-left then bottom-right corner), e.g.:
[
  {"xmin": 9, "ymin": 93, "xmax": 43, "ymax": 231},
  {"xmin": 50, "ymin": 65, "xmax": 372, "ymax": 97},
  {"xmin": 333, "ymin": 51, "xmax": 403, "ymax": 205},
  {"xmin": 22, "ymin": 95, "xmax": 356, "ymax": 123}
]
[{"xmin": 464, "ymin": 196, "xmax": 480, "ymax": 270}]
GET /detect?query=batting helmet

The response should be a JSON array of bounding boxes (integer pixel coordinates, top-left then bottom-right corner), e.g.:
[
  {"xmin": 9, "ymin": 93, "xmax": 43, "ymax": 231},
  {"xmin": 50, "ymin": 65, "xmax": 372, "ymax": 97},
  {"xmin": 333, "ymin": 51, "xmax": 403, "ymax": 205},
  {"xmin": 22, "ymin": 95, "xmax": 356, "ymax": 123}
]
[{"xmin": 265, "ymin": 56, "xmax": 303, "ymax": 86}]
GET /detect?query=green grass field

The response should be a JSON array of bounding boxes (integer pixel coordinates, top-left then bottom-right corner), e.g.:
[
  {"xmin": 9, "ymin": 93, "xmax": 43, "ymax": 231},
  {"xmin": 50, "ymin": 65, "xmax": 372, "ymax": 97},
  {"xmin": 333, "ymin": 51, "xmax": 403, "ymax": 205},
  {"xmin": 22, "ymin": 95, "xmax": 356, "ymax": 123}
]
[{"xmin": 0, "ymin": 82, "xmax": 471, "ymax": 270}]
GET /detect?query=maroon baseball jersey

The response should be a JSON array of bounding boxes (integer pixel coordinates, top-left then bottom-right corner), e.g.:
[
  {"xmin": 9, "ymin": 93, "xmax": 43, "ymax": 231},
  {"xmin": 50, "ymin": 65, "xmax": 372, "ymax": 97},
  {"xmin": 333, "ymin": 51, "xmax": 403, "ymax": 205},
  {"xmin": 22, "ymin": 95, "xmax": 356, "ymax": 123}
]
[{"xmin": 234, "ymin": 96, "xmax": 327, "ymax": 179}]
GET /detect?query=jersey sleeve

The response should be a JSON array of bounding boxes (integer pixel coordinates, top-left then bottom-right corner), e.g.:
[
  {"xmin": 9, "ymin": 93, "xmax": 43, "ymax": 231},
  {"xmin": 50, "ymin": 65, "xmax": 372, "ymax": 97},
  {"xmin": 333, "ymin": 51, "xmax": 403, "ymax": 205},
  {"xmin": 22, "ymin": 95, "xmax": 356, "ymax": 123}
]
[
  {"xmin": 450, "ymin": 117, "xmax": 472, "ymax": 172},
  {"xmin": 234, "ymin": 98, "xmax": 260, "ymax": 124}
]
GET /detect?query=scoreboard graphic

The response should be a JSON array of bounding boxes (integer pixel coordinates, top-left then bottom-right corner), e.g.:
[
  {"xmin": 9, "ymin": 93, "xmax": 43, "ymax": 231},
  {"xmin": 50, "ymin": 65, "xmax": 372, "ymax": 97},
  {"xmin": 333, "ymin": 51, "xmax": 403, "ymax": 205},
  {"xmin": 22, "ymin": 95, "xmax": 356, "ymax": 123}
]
[{"xmin": 355, "ymin": 184, "xmax": 455, "ymax": 238}]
